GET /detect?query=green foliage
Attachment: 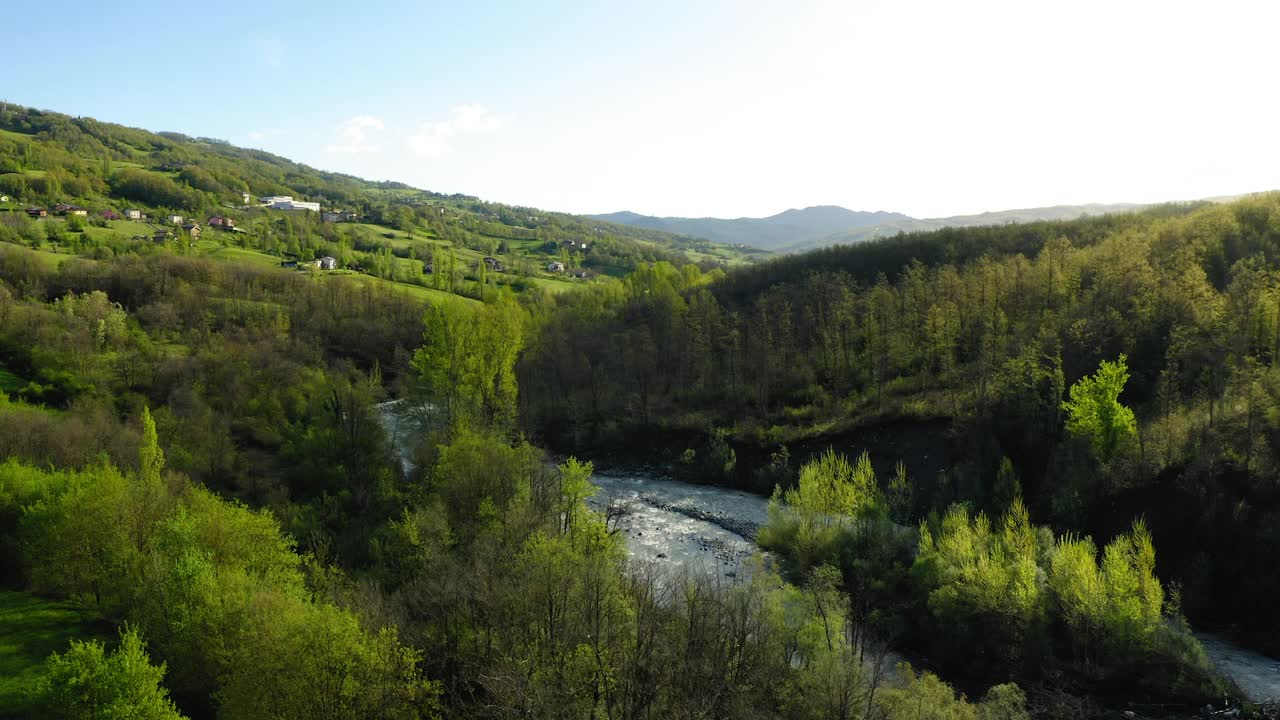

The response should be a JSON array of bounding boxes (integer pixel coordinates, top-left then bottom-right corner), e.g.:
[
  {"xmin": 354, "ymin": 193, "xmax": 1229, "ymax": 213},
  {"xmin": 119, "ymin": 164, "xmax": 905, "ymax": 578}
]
[
  {"xmin": 0, "ymin": 592, "xmax": 111, "ymax": 719},
  {"xmin": 430, "ymin": 427, "xmax": 545, "ymax": 536},
  {"xmin": 35, "ymin": 626, "xmax": 186, "ymax": 720},
  {"xmin": 914, "ymin": 500, "xmax": 1177, "ymax": 688},
  {"xmin": 1062, "ymin": 354, "xmax": 1137, "ymax": 461},
  {"xmin": 412, "ymin": 296, "xmax": 523, "ymax": 429},
  {"xmin": 913, "ymin": 499, "xmax": 1047, "ymax": 676},
  {"xmin": 3, "ymin": 436, "xmax": 432, "ymax": 719},
  {"xmin": 878, "ymin": 662, "xmax": 1029, "ymax": 720},
  {"xmin": 887, "ymin": 460, "xmax": 912, "ymax": 523},
  {"xmin": 760, "ymin": 449, "xmax": 890, "ymax": 573},
  {"xmin": 785, "ymin": 449, "xmax": 881, "ymax": 517},
  {"xmin": 878, "ymin": 665, "xmax": 973, "ymax": 720},
  {"xmin": 1046, "ymin": 519, "xmax": 1164, "ymax": 669},
  {"xmin": 139, "ymin": 406, "xmax": 163, "ymax": 487},
  {"xmin": 111, "ymin": 168, "xmax": 203, "ymax": 210}
]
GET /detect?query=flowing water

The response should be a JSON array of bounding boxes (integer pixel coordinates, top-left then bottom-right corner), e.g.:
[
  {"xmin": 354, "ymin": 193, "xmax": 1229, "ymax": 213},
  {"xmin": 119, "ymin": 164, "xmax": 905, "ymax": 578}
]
[
  {"xmin": 1194, "ymin": 633, "xmax": 1280, "ymax": 704},
  {"xmin": 376, "ymin": 402, "xmax": 1280, "ymax": 702},
  {"xmin": 586, "ymin": 472, "xmax": 768, "ymax": 583}
]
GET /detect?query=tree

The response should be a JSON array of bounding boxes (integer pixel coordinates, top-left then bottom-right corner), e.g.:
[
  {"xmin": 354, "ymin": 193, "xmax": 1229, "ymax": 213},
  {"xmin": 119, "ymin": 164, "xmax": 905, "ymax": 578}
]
[
  {"xmin": 780, "ymin": 449, "xmax": 881, "ymax": 519},
  {"xmin": 1062, "ymin": 354, "xmax": 1136, "ymax": 461},
  {"xmin": 36, "ymin": 626, "xmax": 186, "ymax": 720},
  {"xmin": 760, "ymin": 450, "xmax": 884, "ymax": 569},
  {"xmin": 140, "ymin": 406, "xmax": 164, "ymax": 487},
  {"xmin": 412, "ymin": 297, "xmax": 524, "ymax": 429}
]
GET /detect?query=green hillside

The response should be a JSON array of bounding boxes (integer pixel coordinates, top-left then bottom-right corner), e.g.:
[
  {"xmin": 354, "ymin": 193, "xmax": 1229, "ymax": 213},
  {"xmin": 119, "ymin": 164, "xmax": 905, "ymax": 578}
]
[{"xmin": 0, "ymin": 103, "xmax": 761, "ymax": 306}]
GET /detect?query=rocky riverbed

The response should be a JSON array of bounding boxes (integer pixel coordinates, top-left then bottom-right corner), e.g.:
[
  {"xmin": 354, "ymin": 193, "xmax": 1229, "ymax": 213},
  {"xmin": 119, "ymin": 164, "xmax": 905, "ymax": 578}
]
[{"xmin": 586, "ymin": 472, "xmax": 766, "ymax": 581}]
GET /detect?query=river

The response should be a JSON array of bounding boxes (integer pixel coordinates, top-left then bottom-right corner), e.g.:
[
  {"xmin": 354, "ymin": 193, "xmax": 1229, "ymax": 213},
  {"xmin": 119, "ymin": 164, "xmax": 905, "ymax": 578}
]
[
  {"xmin": 376, "ymin": 402, "xmax": 1279, "ymax": 704},
  {"xmin": 586, "ymin": 472, "xmax": 768, "ymax": 582}
]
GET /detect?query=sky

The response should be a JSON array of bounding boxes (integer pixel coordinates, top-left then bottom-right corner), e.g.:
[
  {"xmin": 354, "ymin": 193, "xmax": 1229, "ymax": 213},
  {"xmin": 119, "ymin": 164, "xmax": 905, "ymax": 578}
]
[{"xmin": 6, "ymin": 0, "xmax": 1280, "ymax": 219}]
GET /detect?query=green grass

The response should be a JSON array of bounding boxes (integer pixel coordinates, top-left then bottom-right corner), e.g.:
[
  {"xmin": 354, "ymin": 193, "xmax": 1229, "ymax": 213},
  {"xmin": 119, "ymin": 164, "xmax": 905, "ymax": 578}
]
[
  {"xmin": 16, "ymin": 245, "xmax": 76, "ymax": 270},
  {"xmin": 0, "ymin": 129, "xmax": 32, "ymax": 141},
  {"xmin": 199, "ymin": 243, "xmax": 282, "ymax": 268},
  {"xmin": 521, "ymin": 275, "xmax": 581, "ymax": 294},
  {"xmin": 323, "ymin": 271, "xmax": 482, "ymax": 311},
  {"xmin": 110, "ymin": 220, "xmax": 160, "ymax": 237},
  {"xmin": 0, "ymin": 592, "xmax": 113, "ymax": 719}
]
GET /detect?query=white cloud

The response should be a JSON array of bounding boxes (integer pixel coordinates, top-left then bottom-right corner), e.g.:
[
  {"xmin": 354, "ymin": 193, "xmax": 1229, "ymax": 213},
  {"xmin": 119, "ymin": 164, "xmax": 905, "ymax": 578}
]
[
  {"xmin": 247, "ymin": 130, "xmax": 265, "ymax": 142},
  {"xmin": 326, "ymin": 115, "xmax": 385, "ymax": 154},
  {"xmin": 408, "ymin": 104, "xmax": 502, "ymax": 158}
]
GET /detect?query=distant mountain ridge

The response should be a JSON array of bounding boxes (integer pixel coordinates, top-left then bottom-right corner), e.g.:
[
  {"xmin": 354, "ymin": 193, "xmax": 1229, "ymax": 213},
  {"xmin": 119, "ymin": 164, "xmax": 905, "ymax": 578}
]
[
  {"xmin": 593, "ymin": 202, "xmax": 1151, "ymax": 252},
  {"xmin": 591, "ymin": 206, "xmax": 912, "ymax": 251}
]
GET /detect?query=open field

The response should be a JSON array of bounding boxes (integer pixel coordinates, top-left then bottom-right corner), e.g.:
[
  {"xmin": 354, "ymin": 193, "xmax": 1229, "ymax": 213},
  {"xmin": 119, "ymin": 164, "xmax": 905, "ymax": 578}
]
[
  {"xmin": 14, "ymin": 245, "xmax": 78, "ymax": 270},
  {"xmin": 321, "ymin": 270, "xmax": 482, "ymax": 311},
  {"xmin": 196, "ymin": 242, "xmax": 282, "ymax": 267}
]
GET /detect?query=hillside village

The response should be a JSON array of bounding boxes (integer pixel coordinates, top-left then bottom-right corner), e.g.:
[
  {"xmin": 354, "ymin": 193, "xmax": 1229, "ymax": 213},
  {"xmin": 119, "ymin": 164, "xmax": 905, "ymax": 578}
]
[
  {"xmin": 4, "ymin": 191, "xmax": 618, "ymax": 279},
  {"xmin": 0, "ymin": 104, "xmax": 763, "ymax": 306}
]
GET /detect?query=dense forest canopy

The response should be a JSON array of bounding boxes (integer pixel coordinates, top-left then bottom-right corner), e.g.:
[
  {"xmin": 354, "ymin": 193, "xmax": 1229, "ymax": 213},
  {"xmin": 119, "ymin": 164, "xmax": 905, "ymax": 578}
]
[{"xmin": 1, "ymin": 101, "xmax": 1278, "ymax": 719}]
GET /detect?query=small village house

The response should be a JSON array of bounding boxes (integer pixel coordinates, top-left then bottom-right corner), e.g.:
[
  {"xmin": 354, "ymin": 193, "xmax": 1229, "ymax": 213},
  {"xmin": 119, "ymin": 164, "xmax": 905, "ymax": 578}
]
[
  {"xmin": 207, "ymin": 215, "xmax": 235, "ymax": 228},
  {"xmin": 321, "ymin": 210, "xmax": 358, "ymax": 223},
  {"xmin": 26, "ymin": 207, "xmax": 47, "ymax": 218},
  {"xmin": 125, "ymin": 208, "xmax": 142, "ymax": 220},
  {"xmin": 53, "ymin": 203, "xmax": 72, "ymax": 215},
  {"xmin": 67, "ymin": 206, "xmax": 87, "ymax": 217},
  {"xmin": 167, "ymin": 214, "xmax": 184, "ymax": 225},
  {"xmin": 317, "ymin": 256, "xmax": 337, "ymax": 270},
  {"xmin": 182, "ymin": 223, "xmax": 202, "ymax": 239},
  {"xmin": 547, "ymin": 261, "xmax": 565, "ymax": 273}
]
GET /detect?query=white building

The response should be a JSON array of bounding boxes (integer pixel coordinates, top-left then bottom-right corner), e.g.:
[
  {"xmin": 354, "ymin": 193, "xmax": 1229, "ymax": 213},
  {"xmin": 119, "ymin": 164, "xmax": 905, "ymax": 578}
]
[
  {"xmin": 259, "ymin": 195, "xmax": 320, "ymax": 212},
  {"xmin": 125, "ymin": 208, "xmax": 142, "ymax": 220},
  {"xmin": 317, "ymin": 256, "xmax": 337, "ymax": 270},
  {"xmin": 167, "ymin": 215, "xmax": 184, "ymax": 225},
  {"xmin": 547, "ymin": 261, "xmax": 565, "ymax": 273}
]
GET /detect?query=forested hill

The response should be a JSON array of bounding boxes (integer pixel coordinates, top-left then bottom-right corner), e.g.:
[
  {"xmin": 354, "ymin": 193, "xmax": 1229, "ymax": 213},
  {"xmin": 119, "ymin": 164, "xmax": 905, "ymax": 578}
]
[
  {"xmin": 595, "ymin": 201, "xmax": 1151, "ymax": 252},
  {"xmin": 0, "ymin": 103, "xmax": 762, "ymax": 274},
  {"xmin": 522, "ymin": 192, "xmax": 1280, "ymax": 662}
]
